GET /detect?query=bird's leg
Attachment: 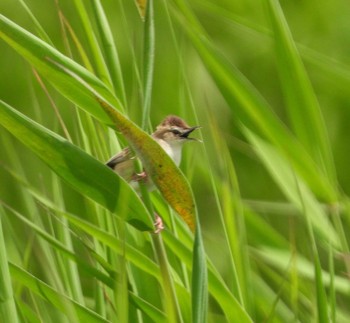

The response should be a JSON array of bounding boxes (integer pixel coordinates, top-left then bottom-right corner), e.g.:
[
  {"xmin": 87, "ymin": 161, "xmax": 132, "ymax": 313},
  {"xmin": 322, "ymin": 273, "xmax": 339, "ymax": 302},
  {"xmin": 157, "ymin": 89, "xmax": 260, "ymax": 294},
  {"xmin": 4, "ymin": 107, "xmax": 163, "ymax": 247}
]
[
  {"xmin": 131, "ymin": 169, "xmax": 164, "ymax": 233},
  {"xmin": 154, "ymin": 213, "xmax": 164, "ymax": 234},
  {"xmin": 132, "ymin": 173, "xmax": 164, "ymax": 233}
]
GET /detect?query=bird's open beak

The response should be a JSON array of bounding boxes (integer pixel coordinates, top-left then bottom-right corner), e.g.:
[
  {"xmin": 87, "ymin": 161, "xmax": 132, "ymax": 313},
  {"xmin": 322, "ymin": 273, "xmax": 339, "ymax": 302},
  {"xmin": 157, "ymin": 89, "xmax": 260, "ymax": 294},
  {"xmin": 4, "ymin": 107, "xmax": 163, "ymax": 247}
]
[{"xmin": 181, "ymin": 126, "xmax": 201, "ymax": 141}]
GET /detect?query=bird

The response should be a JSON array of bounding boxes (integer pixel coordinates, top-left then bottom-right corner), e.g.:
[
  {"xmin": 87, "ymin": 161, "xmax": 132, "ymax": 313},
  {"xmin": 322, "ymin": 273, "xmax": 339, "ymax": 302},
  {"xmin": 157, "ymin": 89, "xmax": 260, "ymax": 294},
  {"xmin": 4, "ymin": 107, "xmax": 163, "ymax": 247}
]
[{"xmin": 105, "ymin": 115, "xmax": 200, "ymax": 232}]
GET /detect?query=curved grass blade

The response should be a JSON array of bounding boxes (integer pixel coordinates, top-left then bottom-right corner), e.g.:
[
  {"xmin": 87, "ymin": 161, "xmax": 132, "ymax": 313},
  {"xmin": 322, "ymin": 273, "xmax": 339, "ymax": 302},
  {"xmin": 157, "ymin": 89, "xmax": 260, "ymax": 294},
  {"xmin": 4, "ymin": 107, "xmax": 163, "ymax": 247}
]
[
  {"xmin": 0, "ymin": 14, "xmax": 121, "ymax": 125},
  {"xmin": 0, "ymin": 100, "xmax": 153, "ymax": 231},
  {"xmin": 1, "ymin": 202, "xmax": 114, "ymax": 288},
  {"xmin": 170, "ymin": 0, "xmax": 337, "ymax": 202},
  {"xmin": 0, "ymin": 208, "xmax": 19, "ymax": 323},
  {"xmin": 18, "ymin": 0, "xmax": 53, "ymax": 45},
  {"xmin": 52, "ymin": 209, "xmax": 161, "ymax": 280},
  {"xmin": 255, "ymin": 248, "xmax": 350, "ymax": 295},
  {"xmin": 9, "ymin": 263, "xmax": 109, "ymax": 323},
  {"xmin": 6, "ymin": 194, "xmax": 169, "ymax": 320},
  {"xmin": 72, "ymin": 0, "xmax": 113, "ymax": 90},
  {"xmin": 130, "ymin": 292, "xmax": 167, "ymax": 322},
  {"xmin": 24, "ymin": 185, "xmax": 161, "ymax": 280},
  {"xmin": 3, "ymin": 188, "xmax": 169, "ymax": 319},
  {"xmin": 245, "ymin": 129, "xmax": 339, "ymax": 247},
  {"xmin": 265, "ymin": 0, "xmax": 337, "ymax": 187},
  {"xmin": 163, "ymin": 231, "xmax": 253, "ymax": 322},
  {"xmin": 90, "ymin": 0, "xmax": 126, "ymax": 104},
  {"xmin": 142, "ymin": 0, "xmax": 155, "ymax": 130},
  {"xmin": 191, "ymin": 222, "xmax": 208, "ymax": 323}
]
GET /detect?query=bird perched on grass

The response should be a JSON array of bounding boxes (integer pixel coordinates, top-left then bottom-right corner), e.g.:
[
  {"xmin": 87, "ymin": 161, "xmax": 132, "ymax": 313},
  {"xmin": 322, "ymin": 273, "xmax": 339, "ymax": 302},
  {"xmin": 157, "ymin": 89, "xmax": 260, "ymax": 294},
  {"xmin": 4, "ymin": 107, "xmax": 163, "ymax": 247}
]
[{"xmin": 106, "ymin": 115, "xmax": 200, "ymax": 232}]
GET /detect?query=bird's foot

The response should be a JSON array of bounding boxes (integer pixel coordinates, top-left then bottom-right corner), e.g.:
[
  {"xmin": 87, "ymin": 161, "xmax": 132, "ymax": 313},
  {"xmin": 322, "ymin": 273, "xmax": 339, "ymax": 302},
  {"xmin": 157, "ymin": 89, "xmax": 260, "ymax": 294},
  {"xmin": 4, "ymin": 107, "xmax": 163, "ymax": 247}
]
[
  {"xmin": 154, "ymin": 214, "xmax": 164, "ymax": 234},
  {"xmin": 132, "ymin": 171, "xmax": 148, "ymax": 182}
]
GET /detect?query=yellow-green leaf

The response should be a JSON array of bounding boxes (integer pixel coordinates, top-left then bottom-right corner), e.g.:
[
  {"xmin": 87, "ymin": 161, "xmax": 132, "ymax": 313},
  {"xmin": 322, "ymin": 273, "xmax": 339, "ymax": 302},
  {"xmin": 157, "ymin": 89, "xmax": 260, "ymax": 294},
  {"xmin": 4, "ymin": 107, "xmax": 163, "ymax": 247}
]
[{"xmin": 100, "ymin": 98, "xmax": 196, "ymax": 232}]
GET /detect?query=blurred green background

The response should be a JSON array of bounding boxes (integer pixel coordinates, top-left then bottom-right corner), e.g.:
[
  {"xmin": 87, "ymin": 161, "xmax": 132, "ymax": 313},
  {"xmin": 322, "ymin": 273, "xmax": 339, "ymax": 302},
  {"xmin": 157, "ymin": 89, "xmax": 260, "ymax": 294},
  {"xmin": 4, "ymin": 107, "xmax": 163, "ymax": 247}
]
[
  {"xmin": 1, "ymin": 0, "xmax": 350, "ymax": 321},
  {"xmin": 2, "ymin": 0, "xmax": 350, "ymax": 229}
]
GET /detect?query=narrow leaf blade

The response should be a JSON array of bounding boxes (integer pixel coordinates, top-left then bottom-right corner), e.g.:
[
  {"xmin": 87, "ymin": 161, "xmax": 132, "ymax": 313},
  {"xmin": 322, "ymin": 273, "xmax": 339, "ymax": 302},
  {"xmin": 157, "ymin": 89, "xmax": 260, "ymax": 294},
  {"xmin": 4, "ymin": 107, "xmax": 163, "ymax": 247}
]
[
  {"xmin": 0, "ymin": 14, "xmax": 121, "ymax": 125},
  {"xmin": 171, "ymin": 0, "xmax": 337, "ymax": 202},
  {"xmin": 265, "ymin": 0, "xmax": 336, "ymax": 186},
  {"xmin": 244, "ymin": 129, "xmax": 339, "ymax": 247},
  {"xmin": 0, "ymin": 100, "xmax": 153, "ymax": 230},
  {"xmin": 191, "ymin": 222, "xmax": 208, "ymax": 323},
  {"xmin": 9, "ymin": 263, "xmax": 109, "ymax": 323}
]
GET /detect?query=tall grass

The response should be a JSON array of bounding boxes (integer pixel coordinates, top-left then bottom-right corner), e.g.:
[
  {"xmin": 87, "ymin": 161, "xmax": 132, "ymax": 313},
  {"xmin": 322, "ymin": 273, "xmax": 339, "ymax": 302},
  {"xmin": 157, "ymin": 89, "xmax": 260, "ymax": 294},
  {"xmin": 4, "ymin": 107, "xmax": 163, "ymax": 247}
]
[{"xmin": 0, "ymin": 0, "xmax": 350, "ymax": 322}]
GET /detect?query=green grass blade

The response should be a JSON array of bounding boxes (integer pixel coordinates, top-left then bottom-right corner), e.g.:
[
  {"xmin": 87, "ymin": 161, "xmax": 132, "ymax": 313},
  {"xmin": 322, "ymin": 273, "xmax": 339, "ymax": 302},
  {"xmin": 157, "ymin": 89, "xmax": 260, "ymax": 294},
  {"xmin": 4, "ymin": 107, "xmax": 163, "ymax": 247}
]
[
  {"xmin": 191, "ymin": 222, "xmax": 208, "ymax": 323},
  {"xmin": 27, "ymin": 189, "xmax": 161, "ymax": 279},
  {"xmin": 243, "ymin": 207, "xmax": 289, "ymax": 249},
  {"xmin": 244, "ymin": 129, "xmax": 339, "ymax": 247},
  {"xmin": 90, "ymin": 0, "xmax": 126, "ymax": 104},
  {"xmin": 265, "ymin": 0, "xmax": 336, "ymax": 186},
  {"xmin": 9, "ymin": 263, "xmax": 109, "ymax": 323},
  {"xmin": 1, "ymin": 202, "xmax": 114, "ymax": 288},
  {"xmin": 152, "ymin": 235, "xmax": 183, "ymax": 323},
  {"xmin": 328, "ymin": 246, "xmax": 336, "ymax": 322},
  {"xmin": 4, "ymin": 196, "xmax": 169, "ymax": 319},
  {"xmin": 255, "ymin": 248, "xmax": 350, "ymax": 296},
  {"xmin": 16, "ymin": 300, "xmax": 41, "ymax": 323},
  {"xmin": 0, "ymin": 207, "xmax": 19, "ymax": 323},
  {"xmin": 0, "ymin": 14, "xmax": 121, "ymax": 124},
  {"xmin": 294, "ymin": 171, "xmax": 329, "ymax": 322},
  {"xmin": 58, "ymin": 13, "xmax": 95, "ymax": 73},
  {"xmin": 163, "ymin": 231, "xmax": 253, "ymax": 322},
  {"xmin": 17, "ymin": 0, "xmax": 53, "ymax": 45},
  {"xmin": 129, "ymin": 292, "xmax": 167, "ymax": 322},
  {"xmin": 313, "ymin": 253, "xmax": 329, "ymax": 322},
  {"xmin": 72, "ymin": 0, "xmax": 113, "ymax": 89},
  {"xmin": 0, "ymin": 100, "xmax": 153, "ymax": 230},
  {"xmin": 0, "ymin": 134, "xmax": 73, "ymax": 305},
  {"xmin": 59, "ymin": 211, "xmax": 160, "ymax": 280},
  {"xmin": 170, "ymin": 0, "xmax": 336, "ymax": 202},
  {"xmin": 205, "ymin": 113, "xmax": 250, "ymax": 306},
  {"xmin": 142, "ymin": 0, "xmax": 155, "ymax": 130}
]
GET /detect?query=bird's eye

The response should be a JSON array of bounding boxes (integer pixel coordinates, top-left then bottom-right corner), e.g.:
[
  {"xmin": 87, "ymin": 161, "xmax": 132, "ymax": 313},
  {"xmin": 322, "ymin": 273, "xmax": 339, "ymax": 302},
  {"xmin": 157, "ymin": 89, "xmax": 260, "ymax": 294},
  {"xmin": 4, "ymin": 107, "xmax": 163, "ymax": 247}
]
[{"xmin": 171, "ymin": 129, "xmax": 181, "ymax": 135}]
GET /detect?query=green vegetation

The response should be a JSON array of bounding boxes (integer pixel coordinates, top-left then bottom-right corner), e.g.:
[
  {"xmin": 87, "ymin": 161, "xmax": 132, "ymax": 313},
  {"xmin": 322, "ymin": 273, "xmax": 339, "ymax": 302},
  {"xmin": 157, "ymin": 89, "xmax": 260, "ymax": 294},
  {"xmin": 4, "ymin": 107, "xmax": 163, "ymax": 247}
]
[{"xmin": 0, "ymin": 0, "xmax": 349, "ymax": 321}]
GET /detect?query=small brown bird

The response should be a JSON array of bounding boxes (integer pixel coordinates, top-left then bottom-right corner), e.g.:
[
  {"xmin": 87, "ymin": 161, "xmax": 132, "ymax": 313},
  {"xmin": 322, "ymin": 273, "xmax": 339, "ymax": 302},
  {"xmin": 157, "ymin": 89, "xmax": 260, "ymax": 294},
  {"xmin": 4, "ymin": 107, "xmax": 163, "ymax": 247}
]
[
  {"xmin": 106, "ymin": 115, "xmax": 200, "ymax": 184},
  {"xmin": 106, "ymin": 115, "xmax": 200, "ymax": 232}
]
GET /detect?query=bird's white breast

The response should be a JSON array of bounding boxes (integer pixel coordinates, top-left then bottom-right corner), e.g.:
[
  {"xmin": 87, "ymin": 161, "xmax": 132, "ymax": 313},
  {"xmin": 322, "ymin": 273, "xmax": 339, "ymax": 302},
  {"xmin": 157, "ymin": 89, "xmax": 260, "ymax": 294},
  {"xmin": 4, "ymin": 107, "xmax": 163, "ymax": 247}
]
[{"xmin": 157, "ymin": 139, "xmax": 183, "ymax": 166}]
